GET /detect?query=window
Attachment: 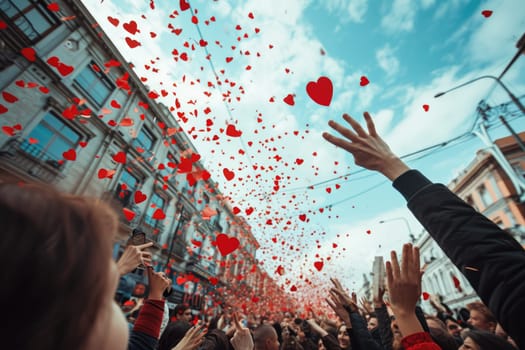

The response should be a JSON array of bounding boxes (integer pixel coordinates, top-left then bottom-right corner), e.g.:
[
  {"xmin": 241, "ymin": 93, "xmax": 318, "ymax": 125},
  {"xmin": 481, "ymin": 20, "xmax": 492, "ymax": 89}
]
[
  {"xmin": 74, "ymin": 62, "xmax": 114, "ymax": 107},
  {"xmin": 144, "ymin": 192, "xmax": 165, "ymax": 227},
  {"xmin": 115, "ymin": 169, "xmax": 139, "ymax": 207},
  {"xmin": 478, "ymin": 184, "xmax": 492, "ymax": 207},
  {"xmin": 1, "ymin": 0, "xmax": 60, "ymax": 42},
  {"xmin": 134, "ymin": 126, "xmax": 155, "ymax": 151},
  {"xmin": 20, "ymin": 112, "xmax": 80, "ymax": 165},
  {"xmin": 161, "ymin": 152, "xmax": 177, "ymax": 177}
]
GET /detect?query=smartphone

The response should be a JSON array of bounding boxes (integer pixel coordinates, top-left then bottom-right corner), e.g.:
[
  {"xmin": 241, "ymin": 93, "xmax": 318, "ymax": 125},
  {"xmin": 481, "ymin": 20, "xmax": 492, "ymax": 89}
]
[
  {"xmin": 127, "ymin": 229, "xmax": 147, "ymax": 270},
  {"xmin": 128, "ymin": 229, "xmax": 146, "ymax": 246}
]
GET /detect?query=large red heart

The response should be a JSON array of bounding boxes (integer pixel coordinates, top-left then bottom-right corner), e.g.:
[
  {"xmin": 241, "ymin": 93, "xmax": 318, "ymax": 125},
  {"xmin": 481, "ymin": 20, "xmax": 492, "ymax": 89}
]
[
  {"xmin": 314, "ymin": 261, "xmax": 324, "ymax": 271},
  {"xmin": 306, "ymin": 76, "xmax": 333, "ymax": 106},
  {"xmin": 216, "ymin": 234, "xmax": 240, "ymax": 256},
  {"xmin": 134, "ymin": 190, "xmax": 147, "ymax": 204},
  {"xmin": 63, "ymin": 148, "xmax": 76, "ymax": 161},
  {"xmin": 223, "ymin": 168, "xmax": 235, "ymax": 181},
  {"xmin": 123, "ymin": 20, "xmax": 138, "ymax": 35},
  {"xmin": 226, "ymin": 124, "xmax": 242, "ymax": 137}
]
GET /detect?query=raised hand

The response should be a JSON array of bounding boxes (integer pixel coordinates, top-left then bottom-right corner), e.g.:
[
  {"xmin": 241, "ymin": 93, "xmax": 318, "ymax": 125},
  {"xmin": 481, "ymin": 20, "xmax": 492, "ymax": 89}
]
[
  {"xmin": 360, "ymin": 297, "xmax": 374, "ymax": 314},
  {"xmin": 230, "ymin": 312, "xmax": 254, "ymax": 350},
  {"xmin": 171, "ymin": 323, "xmax": 207, "ymax": 350},
  {"xmin": 323, "ymin": 112, "xmax": 410, "ymax": 181},
  {"xmin": 147, "ymin": 267, "xmax": 171, "ymax": 301},
  {"xmin": 117, "ymin": 242, "xmax": 153, "ymax": 275},
  {"xmin": 385, "ymin": 243, "xmax": 424, "ymax": 337}
]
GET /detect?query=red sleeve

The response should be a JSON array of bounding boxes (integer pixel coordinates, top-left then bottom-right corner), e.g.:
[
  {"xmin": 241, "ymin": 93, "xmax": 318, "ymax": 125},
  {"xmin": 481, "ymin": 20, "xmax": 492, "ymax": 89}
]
[
  {"xmin": 133, "ymin": 299, "xmax": 165, "ymax": 339},
  {"xmin": 401, "ymin": 332, "xmax": 442, "ymax": 350}
]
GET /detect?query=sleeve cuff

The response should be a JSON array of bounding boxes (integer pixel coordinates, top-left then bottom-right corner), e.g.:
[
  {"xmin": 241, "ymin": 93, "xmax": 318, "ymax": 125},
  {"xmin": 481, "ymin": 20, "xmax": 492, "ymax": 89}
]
[
  {"xmin": 133, "ymin": 299, "xmax": 165, "ymax": 339},
  {"xmin": 392, "ymin": 170, "xmax": 433, "ymax": 202}
]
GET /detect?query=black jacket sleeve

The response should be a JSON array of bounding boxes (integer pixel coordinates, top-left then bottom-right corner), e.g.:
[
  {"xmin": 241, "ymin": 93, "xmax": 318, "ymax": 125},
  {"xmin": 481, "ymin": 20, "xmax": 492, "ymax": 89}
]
[
  {"xmin": 393, "ymin": 169, "xmax": 525, "ymax": 350},
  {"xmin": 128, "ymin": 331, "xmax": 157, "ymax": 350},
  {"xmin": 345, "ymin": 309, "xmax": 382, "ymax": 350},
  {"xmin": 375, "ymin": 304, "xmax": 393, "ymax": 350}
]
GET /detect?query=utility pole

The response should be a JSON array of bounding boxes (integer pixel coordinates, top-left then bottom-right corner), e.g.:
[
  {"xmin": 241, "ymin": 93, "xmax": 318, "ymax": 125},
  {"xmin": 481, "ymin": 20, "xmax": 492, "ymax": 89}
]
[{"xmin": 474, "ymin": 102, "xmax": 525, "ymax": 201}]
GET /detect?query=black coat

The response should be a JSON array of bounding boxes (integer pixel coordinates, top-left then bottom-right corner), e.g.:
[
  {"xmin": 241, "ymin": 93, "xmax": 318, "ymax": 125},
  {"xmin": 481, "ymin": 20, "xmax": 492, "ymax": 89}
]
[{"xmin": 393, "ymin": 170, "xmax": 525, "ymax": 350}]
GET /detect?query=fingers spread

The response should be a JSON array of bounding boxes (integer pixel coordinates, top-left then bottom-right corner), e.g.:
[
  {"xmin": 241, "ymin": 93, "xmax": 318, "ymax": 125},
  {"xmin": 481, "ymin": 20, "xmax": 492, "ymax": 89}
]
[
  {"xmin": 327, "ymin": 120, "xmax": 360, "ymax": 142},
  {"xmin": 343, "ymin": 113, "xmax": 368, "ymax": 138},
  {"xmin": 363, "ymin": 112, "xmax": 377, "ymax": 137}
]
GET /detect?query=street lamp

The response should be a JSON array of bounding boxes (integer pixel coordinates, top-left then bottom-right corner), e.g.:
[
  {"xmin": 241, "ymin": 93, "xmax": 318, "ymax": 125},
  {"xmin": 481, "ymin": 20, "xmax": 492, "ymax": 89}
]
[
  {"xmin": 379, "ymin": 217, "xmax": 415, "ymax": 243},
  {"xmin": 434, "ymin": 75, "xmax": 525, "ymax": 115}
]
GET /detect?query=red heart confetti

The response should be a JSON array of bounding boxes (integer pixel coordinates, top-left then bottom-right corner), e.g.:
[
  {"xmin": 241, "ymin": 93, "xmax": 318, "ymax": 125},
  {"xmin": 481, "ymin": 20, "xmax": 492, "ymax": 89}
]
[
  {"xmin": 123, "ymin": 208, "xmax": 136, "ymax": 221},
  {"xmin": 306, "ymin": 76, "xmax": 333, "ymax": 106},
  {"xmin": 423, "ymin": 104, "xmax": 429, "ymax": 112},
  {"xmin": 2, "ymin": 126, "xmax": 15, "ymax": 136},
  {"xmin": 2, "ymin": 92, "xmax": 18, "ymax": 103},
  {"xmin": 314, "ymin": 261, "xmax": 324, "ymax": 271},
  {"xmin": 481, "ymin": 10, "xmax": 493, "ymax": 18},
  {"xmin": 125, "ymin": 37, "xmax": 141, "ymax": 48},
  {"xmin": 123, "ymin": 20, "xmax": 138, "ymax": 35},
  {"xmin": 180, "ymin": 0, "xmax": 190, "ymax": 11},
  {"xmin": 112, "ymin": 151, "xmax": 127, "ymax": 164},
  {"xmin": 283, "ymin": 94, "xmax": 295, "ymax": 106},
  {"xmin": 47, "ymin": 2, "xmax": 60, "ymax": 12},
  {"xmin": 360, "ymin": 76, "xmax": 370, "ymax": 86},
  {"xmin": 21, "ymin": 47, "xmax": 37, "ymax": 62},
  {"xmin": 107, "ymin": 16, "xmax": 119, "ymax": 26},
  {"xmin": 225, "ymin": 124, "xmax": 242, "ymax": 137},
  {"xmin": 216, "ymin": 234, "xmax": 240, "ymax": 256},
  {"xmin": 422, "ymin": 292, "xmax": 430, "ymax": 300},
  {"xmin": 63, "ymin": 148, "xmax": 77, "ymax": 161},
  {"xmin": 152, "ymin": 208, "xmax": 166, "ymax": 220},
  {"xmin": 223, "ymin": 168, "xmax": 235, "ymax": 181},
  {"xmin": 134, "ymin": 190, "xmax": 147, "ymax": 204}
]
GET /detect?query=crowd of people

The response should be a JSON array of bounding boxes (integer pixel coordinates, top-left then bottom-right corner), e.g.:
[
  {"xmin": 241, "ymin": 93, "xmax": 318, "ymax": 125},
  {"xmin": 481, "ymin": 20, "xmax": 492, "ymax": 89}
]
[{"xmin": 1, "ymin": 112, "xmax": 524, "ymax": 350}]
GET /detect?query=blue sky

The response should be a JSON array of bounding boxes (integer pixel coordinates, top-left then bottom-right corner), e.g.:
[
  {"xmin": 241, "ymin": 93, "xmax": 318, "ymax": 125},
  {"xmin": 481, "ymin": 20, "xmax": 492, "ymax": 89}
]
[{"xmin": 81, "ymin": 0, "xmax": 524, "ymax": 303}]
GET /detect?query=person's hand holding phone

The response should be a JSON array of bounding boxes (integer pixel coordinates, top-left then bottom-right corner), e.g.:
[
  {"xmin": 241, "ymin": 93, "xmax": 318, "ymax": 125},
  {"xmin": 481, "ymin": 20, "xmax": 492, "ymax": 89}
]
[
  {"xmin": 230, "ymin": 312, "xmax": 254, "ymax": 350},
  {"xmin": 147, "ymin": 267, "xmax": 171, "ymax": 301},
  {"xmin": 117, "ymin": 241, "xmax": 154, "ymax": 276}
]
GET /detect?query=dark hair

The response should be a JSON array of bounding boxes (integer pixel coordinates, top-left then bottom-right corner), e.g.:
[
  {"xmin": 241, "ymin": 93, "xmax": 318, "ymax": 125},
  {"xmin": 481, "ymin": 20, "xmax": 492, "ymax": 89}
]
[
  {"xmin": 464, "ymin": 330, "xmax": 517, "ymax": 350},
  {"xmin": 428, "ymin": 327, "xmax": 458, "ymax": 350},
  {"xmin": 158, "ymin": 320, "xmax": 192, "ymax": 350},
  {"xmin": 173, "ymin": 303, "xmax": 190, "ymax": 317},
  {"xmin": 0, "ymin": 182, "xmax": 116, "ymax": 349}
]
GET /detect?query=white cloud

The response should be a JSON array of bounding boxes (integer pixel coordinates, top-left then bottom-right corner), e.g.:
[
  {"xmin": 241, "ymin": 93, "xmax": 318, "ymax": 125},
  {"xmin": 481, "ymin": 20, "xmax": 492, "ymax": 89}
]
[
  {"xmin": 375, "ymin": 44, "xmax": 400, "ymax": 77},
  {"xmin": 347, "ymin": 0, "xmax": 368, "ymax": 23},
  {"xmin": 381, "ymin": 0, "xmax": 416, "ymax": 33}
]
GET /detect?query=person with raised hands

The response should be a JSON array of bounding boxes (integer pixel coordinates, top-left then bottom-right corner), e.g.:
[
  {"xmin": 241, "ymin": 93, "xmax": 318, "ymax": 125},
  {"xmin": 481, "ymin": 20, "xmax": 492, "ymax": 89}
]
[
  {"xmin": 385, "ymin": 243, "xmax": 440, "ymax": 349},
  {"xmin": 328, "ymin": 278, "xmax": 382, "ymax": 350},
  {"xmin": 170, "ymin": 323, "xmax": 207, "ymax": 350},
  {"xmin": 323, "ymin": 112, "xmax": 525, "ymax": 350},
  {"xmin": 230, "ymin": 312, "xmax": 255, "ymax": 350},
  {"xmin": 116, "ymin": 242, "xmax": 154, "ymax": 275},
  {"xmin": 306, "ymin": 318, "xmax": 341, "ymax": 350}
]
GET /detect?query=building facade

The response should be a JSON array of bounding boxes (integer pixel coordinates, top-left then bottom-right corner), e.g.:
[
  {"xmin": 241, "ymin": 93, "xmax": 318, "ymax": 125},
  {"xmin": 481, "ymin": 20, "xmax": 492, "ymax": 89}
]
[
  {"xmin": 0, "ymin": 0, "xmax": 279, "ymax": 315},
  {"xmin": 417, "ymin": 132, "xmax": 525, "ymax": 314}
]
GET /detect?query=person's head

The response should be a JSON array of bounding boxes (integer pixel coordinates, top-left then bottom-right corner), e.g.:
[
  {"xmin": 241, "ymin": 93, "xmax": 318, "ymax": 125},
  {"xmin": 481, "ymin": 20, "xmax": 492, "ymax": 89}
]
[
  {"xmin": 132, "ymin": 282, "xmax": 146, "ymax": 297},
  {"xmin": 444, "ymin": 316, "xmax": 462, "ymax": 337},
  {"xmin": 460, "ymin": 329, "xmax": 517, "ymax": 350},
  {"xmin": 466, "ymin": 302, "xmax": 496, "ymax": 332},
  {"xmin": 337, "ymin": 324, "xmax": 351, "ymax": 349},
  {"xmin": 0, "ymin": 182, "xmax": 128, "ymax": 350},
  {"xmin": 173, "ymin": 303, "xmax": 192, "ymax": 322},
  {"xmin": 254, "ymin": 324, "xmax": 280, "ymax": 350},
  {"xmin": 158, "ymin": 320, "xmax": 192, "ymax": 350},
  {"xmin": 428, "ymin": 326, "xmax": 460, "ymax": 350},
  {"xmin": 367, "ymin": 314, "xmax": 378, "ymax": 331}
]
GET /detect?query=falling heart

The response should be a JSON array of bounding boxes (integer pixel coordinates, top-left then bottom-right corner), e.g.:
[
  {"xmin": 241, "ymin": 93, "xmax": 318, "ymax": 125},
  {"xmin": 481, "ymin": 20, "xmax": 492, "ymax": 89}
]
[
  {"xmin": 481, "ymin": 10, "xmax": 493, "ymax": 18},
  {"xmin": 63, "ymin": 148, "xmax": 76, "ymax": 161},
  {"xmin": 134, "ymin": 190, "xmax": 147, "ymax": 204},
  {"xmin": 226, "ymin": 124, "xmax": 242, "ymax": 137},
  {"xmin": 216, "ymin": 233, "xmax": 240, "ymax": 256},
  {"xmin": 306, "ymin": 76, "xmax": 333, "ymax": 106},
  {"xmin": 360, "ymin": 76, "xmax": 369, "ymax": 86}
]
